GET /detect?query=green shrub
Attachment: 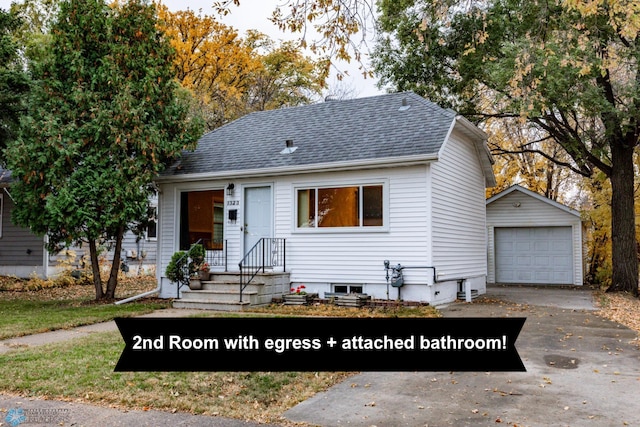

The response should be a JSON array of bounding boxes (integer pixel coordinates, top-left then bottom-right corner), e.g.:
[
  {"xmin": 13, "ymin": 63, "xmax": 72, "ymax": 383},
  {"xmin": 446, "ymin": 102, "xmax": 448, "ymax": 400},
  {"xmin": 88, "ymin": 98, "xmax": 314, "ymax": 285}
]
[{"xmin": 165, "ymin": 251, "xmax": 187, "ymax": 283}]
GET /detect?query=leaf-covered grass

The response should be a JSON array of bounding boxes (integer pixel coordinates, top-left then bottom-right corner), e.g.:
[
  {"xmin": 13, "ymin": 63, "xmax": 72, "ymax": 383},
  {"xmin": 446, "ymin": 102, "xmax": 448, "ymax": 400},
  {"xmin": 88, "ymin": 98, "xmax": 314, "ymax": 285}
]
[
  {"xmin": 0, "ymin": 331, "xmax": 349, "ymax": 424},
  {"xmin": 595, "ymin": 291, "xmax": 640, "ymax": 336},
  {"xmin": 0, "ymin": 299, "xmax": 169, "ymax": 340},
  {"xmin": 247, "ymin": 302, "xmax": 441, "ymax": 318},
  {"xmin": 0, "ymin": 276, "xmax": 442, "ymax": 423},
  {"xmin": 0, "ymin": 275, "xmax": 169, "ymax": 339}
]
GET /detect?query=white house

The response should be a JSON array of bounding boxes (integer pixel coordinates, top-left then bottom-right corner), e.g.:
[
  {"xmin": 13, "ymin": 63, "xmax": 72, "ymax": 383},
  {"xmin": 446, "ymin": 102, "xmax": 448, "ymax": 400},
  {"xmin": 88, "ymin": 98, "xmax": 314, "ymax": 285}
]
[
  {"xmin": 155, "ymin": 92, "xmax": 496, "ymax": 307},
  {"xmin": 486, "ymin": 185, "xmax": 584, "ymax": 286}
]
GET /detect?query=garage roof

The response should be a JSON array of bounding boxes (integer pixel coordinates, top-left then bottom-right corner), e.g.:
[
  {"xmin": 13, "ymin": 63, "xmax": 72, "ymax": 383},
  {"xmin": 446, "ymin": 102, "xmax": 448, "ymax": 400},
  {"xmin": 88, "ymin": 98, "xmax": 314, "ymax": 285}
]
[{"xmin": 486, "ymin": 185, "xmax": 580, "ymax": 217}]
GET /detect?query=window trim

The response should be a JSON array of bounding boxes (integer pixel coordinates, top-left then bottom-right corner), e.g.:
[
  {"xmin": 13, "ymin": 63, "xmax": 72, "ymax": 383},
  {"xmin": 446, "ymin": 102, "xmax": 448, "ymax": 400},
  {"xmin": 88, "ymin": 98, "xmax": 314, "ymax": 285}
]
[
  {"xmin": 146, "ymin": 204, "xmax": 158, "ymax": 241},
  {"xmin": 293, "ymin": 180, "xmax": 389, "ymax": 233}
]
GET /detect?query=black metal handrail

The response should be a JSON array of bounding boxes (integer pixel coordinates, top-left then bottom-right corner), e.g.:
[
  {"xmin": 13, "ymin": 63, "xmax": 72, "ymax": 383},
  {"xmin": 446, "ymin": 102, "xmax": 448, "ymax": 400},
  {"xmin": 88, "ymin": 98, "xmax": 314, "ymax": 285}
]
[
  {"xmin": 239, "ymin": 238, "xmax": 286, "ymax": 303},
  {"xmin": 205, "ymin": 239, "xmax": 228, "ymax": 272}
]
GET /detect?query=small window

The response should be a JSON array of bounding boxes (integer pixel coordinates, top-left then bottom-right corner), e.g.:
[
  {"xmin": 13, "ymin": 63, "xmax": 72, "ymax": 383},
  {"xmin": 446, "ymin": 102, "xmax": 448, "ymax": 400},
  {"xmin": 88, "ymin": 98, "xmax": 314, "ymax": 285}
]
[
  {"xmin": 146, "ymin": 205, "xmax": 157, "ymax": 240},
  {"xmin": 333, "ymin": 284, "xmax": 364, "ymax": 294},
  {"xmin": 296, "ymin": 184, "xmax": 384, "ymax": 229}
]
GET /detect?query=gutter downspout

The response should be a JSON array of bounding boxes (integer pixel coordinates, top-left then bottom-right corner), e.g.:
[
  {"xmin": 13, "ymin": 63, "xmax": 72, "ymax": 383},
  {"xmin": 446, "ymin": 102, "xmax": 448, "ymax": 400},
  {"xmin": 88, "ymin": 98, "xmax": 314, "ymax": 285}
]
[{"xmin": 114, "ymin": 283, "xmax": 160, "ymax": 305}]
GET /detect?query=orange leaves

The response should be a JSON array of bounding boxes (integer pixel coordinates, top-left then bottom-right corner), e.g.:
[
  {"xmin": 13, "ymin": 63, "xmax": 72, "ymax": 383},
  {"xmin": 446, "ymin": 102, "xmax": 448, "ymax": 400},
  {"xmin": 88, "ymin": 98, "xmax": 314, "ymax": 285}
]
[
  {"xmin": 157, "ymin": 4, "xmax": 259, "ymax": 90},
  {"xmin": 156, "ymin": 3, "xmax": 323, "ymax": 130}
]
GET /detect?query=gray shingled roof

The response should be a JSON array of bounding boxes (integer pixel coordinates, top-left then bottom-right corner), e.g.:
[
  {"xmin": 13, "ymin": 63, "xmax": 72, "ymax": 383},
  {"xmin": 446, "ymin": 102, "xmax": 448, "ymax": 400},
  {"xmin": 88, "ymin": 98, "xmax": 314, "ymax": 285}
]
[{"xmin": 161, "ymin": 91, "xmax": 459, "ymax": 178}]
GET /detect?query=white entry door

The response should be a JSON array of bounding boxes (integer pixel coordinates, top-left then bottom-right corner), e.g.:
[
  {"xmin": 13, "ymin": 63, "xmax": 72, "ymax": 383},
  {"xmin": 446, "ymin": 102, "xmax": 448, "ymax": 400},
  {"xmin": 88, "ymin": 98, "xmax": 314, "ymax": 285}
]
[{"xmin": 244, "ymin": 186, "xmax": 273, "ymax": 253}]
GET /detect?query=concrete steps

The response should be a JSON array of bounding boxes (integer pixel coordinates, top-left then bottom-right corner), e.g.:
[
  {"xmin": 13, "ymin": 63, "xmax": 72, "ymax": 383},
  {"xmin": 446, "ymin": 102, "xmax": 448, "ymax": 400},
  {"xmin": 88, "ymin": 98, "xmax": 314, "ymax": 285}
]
[{"xmin": 172, "ymin": 271, "xmax": 290, "ymax": 311}]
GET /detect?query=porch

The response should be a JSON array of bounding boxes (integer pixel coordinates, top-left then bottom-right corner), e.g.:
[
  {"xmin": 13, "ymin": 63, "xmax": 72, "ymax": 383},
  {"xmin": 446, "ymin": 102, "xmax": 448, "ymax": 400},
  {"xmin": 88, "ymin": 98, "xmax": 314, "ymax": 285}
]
[
  {"xmin": 171, "ymin": 238, "xmax": 289, "ymax": 311},
  {"xmin": 173, "ymin": 271, "xmax": 291, "ymax": 311}
]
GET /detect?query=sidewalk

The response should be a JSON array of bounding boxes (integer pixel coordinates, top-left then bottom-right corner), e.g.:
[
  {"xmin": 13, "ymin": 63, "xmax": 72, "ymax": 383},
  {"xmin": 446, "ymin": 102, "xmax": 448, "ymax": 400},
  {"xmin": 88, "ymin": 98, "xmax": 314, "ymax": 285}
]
[
  {"xmin": 0, "ymin": 308, "xmax": 202, "ymax": 354},
  {"xmin": 0, "ymin": 394, "xmax": 274, "ymax": 427}
]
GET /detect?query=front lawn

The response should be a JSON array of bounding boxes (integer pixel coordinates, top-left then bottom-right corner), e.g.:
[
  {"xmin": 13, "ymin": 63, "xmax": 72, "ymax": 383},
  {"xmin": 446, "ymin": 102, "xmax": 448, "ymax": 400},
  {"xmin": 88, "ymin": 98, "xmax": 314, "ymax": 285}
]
[
  {"xmin": 0, "ymin": 275, "xmax": 441, "ymax": 424},
  {"xmin": 0, "ymin": 275, "xmax": 169, "ymax": 339},
  {"xmin": 0, "ymin": 330, "xmax": 350, "ymax": 423}
]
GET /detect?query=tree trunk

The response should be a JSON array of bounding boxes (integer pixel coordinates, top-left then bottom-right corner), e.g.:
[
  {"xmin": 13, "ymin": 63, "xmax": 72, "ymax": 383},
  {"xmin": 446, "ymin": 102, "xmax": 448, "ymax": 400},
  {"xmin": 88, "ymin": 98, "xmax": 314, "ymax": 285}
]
[
  {"xmin": 606, "ymin": 141, "xmax": 638, "ymax": 296},
  {"xmin": 105, "ymin": 225, "xmax": 125, "ymax": 300},
  {"xmin": 89, "ymin": 239, "xmax": 103, "ymax": 300}
]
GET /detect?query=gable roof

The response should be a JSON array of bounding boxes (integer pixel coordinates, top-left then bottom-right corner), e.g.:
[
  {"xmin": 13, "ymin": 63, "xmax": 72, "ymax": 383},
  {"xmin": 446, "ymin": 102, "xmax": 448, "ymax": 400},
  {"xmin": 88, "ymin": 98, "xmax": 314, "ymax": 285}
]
[
  {"xmin": 486, "ymin": 184, "xmax": 581, "ymax": 217},
  {"xmin": 158, "ymin": 91, "xmax": 494, "ymax": 183}
]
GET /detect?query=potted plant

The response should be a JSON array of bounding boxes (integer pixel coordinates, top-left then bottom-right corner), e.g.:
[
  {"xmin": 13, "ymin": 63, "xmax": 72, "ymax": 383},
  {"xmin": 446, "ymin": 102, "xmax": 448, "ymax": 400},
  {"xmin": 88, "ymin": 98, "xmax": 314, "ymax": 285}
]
[
  {"xmin": 186, "ymin": 244, "xmax": 206, "ymax": 289},
  {"xmin": 188, "ymin": 244, "xmax": 205, "ymax": 274},
  {"xmin": 197, "ymin": 262, "xmax": 210, "ymax": 280},
  {"xmin": 283, "ymin": 285, "xmax": 317, "ymax": 305}
]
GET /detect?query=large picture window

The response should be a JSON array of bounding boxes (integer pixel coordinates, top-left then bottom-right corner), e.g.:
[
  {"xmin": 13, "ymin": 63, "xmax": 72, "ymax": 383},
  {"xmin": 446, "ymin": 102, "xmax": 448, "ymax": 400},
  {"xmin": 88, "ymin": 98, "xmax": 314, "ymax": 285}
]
[
  {"xmin": 180, "ymin": 189, "xmax": 225, "ymax": 250},
  {"xmin": 297, "ymin": 184, "xmax": 384, "ymax": 229}
]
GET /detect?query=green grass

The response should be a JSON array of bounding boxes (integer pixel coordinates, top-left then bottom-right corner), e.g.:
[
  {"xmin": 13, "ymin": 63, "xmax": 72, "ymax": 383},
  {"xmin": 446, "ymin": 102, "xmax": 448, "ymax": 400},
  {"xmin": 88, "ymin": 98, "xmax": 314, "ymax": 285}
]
[
  {"xmin": 0, "ymin": 299, "xmax": 170, "ymax": 340},
  {"xmin": 0, "ymin": 331, "xmax": 349, "ymax": 423},
  {"xmin": 0, "ymin": 277, "xmax": 441, "ymax": 423}
]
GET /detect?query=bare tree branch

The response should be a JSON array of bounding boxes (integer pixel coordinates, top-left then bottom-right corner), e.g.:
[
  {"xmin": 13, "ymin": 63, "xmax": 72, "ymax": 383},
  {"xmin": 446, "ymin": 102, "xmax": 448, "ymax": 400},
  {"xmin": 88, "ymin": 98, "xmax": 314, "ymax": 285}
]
[{"xmin": 491, "ymin": 146, "xmax": 592, "ymax": 177}]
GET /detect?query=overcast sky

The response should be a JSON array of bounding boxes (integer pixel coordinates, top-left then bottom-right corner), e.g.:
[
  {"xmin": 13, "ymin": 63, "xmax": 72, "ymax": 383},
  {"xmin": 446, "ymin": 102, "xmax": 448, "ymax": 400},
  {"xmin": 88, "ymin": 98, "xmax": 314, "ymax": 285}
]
[{"xmin": 0, "ymin": 0, "xmax": 384, "ymax": 98}]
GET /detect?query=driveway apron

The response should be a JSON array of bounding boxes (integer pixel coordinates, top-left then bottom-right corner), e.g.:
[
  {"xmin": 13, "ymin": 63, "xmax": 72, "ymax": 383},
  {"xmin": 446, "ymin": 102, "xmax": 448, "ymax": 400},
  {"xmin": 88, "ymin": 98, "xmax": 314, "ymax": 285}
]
[{"xmin": 284, "ymin": 286, "xmax": 640, "ymax": 426}]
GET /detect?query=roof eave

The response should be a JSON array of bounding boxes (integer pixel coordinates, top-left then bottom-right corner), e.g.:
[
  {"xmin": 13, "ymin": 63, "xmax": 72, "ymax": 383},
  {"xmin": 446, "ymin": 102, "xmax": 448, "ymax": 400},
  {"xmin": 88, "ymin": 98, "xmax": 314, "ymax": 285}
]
[
  {"xmin": 155, "ymin": 153, "xmax": 439, "ymax": 184},
  {"xmin": 453, "ymin": 116, "xmax": 497, "ymax": 187}
]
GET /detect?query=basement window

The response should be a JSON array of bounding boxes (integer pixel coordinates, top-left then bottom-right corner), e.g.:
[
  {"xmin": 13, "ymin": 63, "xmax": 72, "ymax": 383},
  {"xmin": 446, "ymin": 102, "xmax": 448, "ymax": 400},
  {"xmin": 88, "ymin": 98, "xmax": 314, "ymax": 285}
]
[{"xmin": 333, "ymin": 284, "xmax": 364, "ymax": 294}]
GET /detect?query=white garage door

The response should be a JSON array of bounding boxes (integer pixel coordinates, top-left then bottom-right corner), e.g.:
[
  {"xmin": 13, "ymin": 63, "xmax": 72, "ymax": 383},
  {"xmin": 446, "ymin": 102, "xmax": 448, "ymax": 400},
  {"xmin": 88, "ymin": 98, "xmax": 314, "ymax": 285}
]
[{"xmin": 495, "ymin": 226, "xmax": 573, "ymax": 284}]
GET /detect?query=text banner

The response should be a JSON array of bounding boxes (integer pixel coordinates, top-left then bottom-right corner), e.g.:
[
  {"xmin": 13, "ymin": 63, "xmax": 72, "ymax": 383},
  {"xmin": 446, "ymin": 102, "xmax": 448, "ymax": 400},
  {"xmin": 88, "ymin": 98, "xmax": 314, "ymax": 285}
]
[{"xmin": 114, "ymin": 317, "xmax": 526, "ymax": 372}]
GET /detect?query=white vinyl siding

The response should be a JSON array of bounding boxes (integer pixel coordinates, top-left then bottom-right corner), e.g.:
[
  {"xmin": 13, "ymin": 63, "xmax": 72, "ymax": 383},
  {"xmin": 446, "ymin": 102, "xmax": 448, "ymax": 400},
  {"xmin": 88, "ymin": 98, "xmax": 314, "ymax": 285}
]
[
  {"xmin": 277, "ymin": 167, "xmax": 429, "ymax": 289},
  {"xmin": 430, "ymin": 130, "xmax": 489, "ymax": 280},
  {"xmin": 486, "ymin": 188, "xmax": 583, "ymax": 286},
  {"xmin": 156, "ymin": 138, "xmax": 494, "ymax": 302},
  {"xmin": 157, "ymin": 167, "xmax": 431, "ymax": 298}
]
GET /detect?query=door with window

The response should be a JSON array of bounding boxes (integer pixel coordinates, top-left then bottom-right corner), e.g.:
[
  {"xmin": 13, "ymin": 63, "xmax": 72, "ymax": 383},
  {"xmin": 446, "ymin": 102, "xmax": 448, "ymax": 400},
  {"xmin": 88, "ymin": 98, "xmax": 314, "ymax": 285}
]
[{"xmin": 244, "ymin": 186, "xmax": 273, "ymax": 253}]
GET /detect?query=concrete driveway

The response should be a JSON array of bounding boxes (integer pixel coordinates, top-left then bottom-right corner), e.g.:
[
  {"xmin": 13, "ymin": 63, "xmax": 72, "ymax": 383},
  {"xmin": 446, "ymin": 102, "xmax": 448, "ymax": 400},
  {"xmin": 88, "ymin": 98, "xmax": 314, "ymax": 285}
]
[{"xmin": 284, "ymin": 285, "xmax": 640, "ymax": 426}]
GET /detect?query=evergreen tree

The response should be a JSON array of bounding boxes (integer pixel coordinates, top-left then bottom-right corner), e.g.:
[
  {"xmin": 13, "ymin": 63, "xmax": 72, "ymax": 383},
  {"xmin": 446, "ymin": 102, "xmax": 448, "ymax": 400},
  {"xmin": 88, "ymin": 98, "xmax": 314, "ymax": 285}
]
[{"xmin": 6, "ymin": 0, "xmax": 203, "ymax": 299}]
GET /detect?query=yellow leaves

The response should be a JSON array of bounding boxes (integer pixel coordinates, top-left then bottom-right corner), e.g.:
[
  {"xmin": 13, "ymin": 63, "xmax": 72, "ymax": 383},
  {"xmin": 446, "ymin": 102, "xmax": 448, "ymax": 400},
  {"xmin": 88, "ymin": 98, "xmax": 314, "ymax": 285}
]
[
  {"xmin": 578, "ymin": 63, "xmax": 592, "ymax": 76},
  {"xmin": 476, "ymin": 30, "xmax": 489, "ymax": 44},
  {"xmin": 563, "ymin": 0, "xmax": 640, "ymax": 40},
  {"xmin": 419, "ymin": 17, "xmax": 428, "ymax": 32}
]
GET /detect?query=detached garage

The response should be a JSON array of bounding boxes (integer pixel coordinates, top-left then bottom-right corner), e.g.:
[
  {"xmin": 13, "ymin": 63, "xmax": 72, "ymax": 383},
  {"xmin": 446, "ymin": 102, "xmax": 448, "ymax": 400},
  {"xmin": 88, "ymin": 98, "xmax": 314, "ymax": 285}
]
[{"xmin": 486, "ymin": 185, "xmax": 584, "ymax": 286}]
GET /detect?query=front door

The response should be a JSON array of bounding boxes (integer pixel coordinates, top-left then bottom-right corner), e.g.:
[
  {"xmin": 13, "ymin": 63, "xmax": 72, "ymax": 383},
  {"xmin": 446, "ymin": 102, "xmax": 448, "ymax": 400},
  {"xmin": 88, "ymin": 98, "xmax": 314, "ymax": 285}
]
[{"xmin": 244, "ymin": 186, "xmax": 273, "ymax": 252}]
